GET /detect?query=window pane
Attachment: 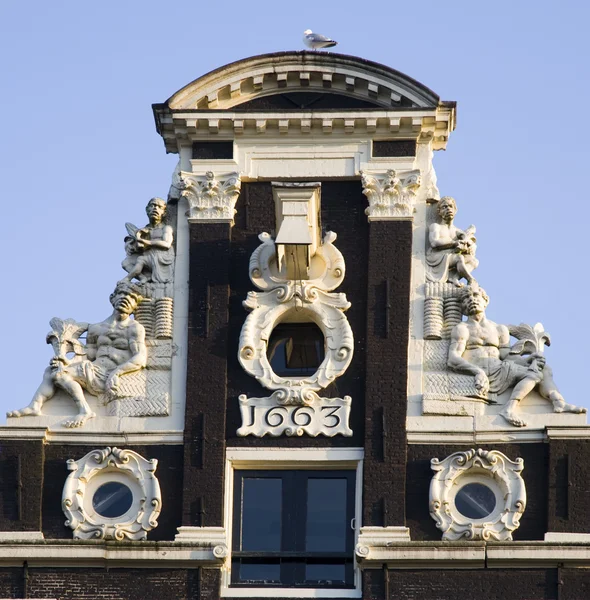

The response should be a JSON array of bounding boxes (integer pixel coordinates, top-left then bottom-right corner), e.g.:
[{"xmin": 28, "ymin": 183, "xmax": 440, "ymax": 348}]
[
  {"xmin": 267, "ymin": 323, "xmax": 325, "ymax": 377},
  {"xmin": 305, "ymin": 563, "xmax": 346, "ymax": 584},
  {"xmin": 306, "ymin": 478, "xmax": 347, "ymax": 552},
  {"xmin": 242, "ymin": 478, "xmax": 282, "ymax": 551},
  {"xmin": 238, "ymin": 561, "xmax": 281, "ymax": 584}
]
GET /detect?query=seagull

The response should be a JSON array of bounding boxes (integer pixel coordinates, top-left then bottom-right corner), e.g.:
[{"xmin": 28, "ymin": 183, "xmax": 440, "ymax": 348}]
[{"xmin": 303, "ymin": 29, "xmax": 338, "ymax": 50}]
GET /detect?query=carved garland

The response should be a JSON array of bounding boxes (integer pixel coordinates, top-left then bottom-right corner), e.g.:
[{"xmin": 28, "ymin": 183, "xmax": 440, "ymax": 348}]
[
  {"xmin": 62, "ymin": 447, "xmax": 162, "ymax": 541},
  {"xmin": 179, "ymin": 171, "xmax": 241, "ymax": 223},
  {"xmin": 361, "ymin": 169, "xmax": 421, "ymax": 220},
  {"xmin": 429, "ymin": 448, "xmax": 526, "ymax": 541},
  {"xmin": 237, "ymin": 231, "xmax": 354, "ymax": 437}
]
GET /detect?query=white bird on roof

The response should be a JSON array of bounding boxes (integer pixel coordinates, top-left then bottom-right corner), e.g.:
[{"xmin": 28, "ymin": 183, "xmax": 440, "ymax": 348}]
[{"xmin": 303, "ymin": 29, "xmax": 338, "ymax": 50}]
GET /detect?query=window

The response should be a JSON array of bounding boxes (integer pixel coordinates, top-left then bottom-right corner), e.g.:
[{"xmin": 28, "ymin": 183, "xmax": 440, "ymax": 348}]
[
  {"xmin": 267, "ymin": 323, "xmax": 325, "ymax": 377},
  {"xmin": 232, "ymin": 470, "xmax": 355, "ymax": 589}
]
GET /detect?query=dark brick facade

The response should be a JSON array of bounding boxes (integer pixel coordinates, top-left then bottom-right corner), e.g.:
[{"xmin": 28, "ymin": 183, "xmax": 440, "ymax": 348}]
[
  {"xmin": 364, "ymin": 569, "xmax": 559, "ymax": 600},
  {"xmin": 548, "ymin": 439, "xmax": 590, "ymax": 533},
  {"xmin": 183, "ymin": 223, "xmax": 232, "ymax": 528},
  {"xmin": 0, "ymin": 440, "xmax": 43, "ymax": 531},
  {"xmin": 363, "ymin": 221, "xmax": 412, "ymax": 527}
]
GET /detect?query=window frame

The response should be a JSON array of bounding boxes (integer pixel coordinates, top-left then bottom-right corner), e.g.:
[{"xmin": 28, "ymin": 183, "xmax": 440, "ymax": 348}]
[{"xmin": 223, "ymin": 448, "xmax": 363, "ymax": 599}]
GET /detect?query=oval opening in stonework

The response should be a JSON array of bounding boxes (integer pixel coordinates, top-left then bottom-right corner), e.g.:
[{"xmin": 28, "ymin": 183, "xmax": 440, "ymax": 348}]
[{"xmin": 267, "ymin": 322, "xmax": 325, "ymax": 378}]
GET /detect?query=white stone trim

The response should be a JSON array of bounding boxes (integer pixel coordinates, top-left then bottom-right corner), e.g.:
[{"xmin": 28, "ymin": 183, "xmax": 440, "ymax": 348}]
[
  {"xmin": 0, "ymin": 532, "xmax": 44, "ymax": 541},
  {"xmin": 430, "ymin": 448, "xmax": 526, "ymax": 541},
  {"xmin": 157, "ymin": 109, "xmax": 454, "ymax": 153},
  {"xmin": 62, "ymin": 447, "xmax": 162, "ymax": 541},
  {"xmin": 355, "ymin": 527, "xmax": 411, "ymax": 562},
  {"xmin": 544, "ymin": 532, "xmax": 590, "ymax": 542},
  {"xmin": 222, "ymin": 447, "xmax": 364, "ymax": 598},
  {"xmin": 180, "ymin": 171, "xmax": 241, "ymax": 223},
  {"xmin": 0, "ymin": 428, "xmax": 184, "ymax": 445},
  {"xmin": 174, "ymin": 526, "xmax": 228, "ymax": 558},
  {"xmin": 486, "ymin": 543, "xmax": 590, "ymax": 567},
  {"xmin": 361, "ymin": 169, "xmax": 421, "ymax": 221}
]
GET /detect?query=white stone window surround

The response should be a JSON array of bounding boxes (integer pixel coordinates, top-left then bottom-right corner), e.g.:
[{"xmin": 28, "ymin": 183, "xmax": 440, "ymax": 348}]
[{"xmin": 222, "ymin": 447, "xmax": 364, "ymax": 599}]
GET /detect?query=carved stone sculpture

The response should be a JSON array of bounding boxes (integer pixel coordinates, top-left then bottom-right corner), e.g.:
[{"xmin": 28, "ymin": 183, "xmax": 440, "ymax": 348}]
[
  {"xmin": 121, "ymin": 197, "xmax": 175, "ymax": 340},
  {"xmin": 430, "ymin": 449, "xmax": 526, "ymax": 541},
  {"xmin": 447, "ymin": 285, "xmax": 586, "ymax": 427},
  {"xmin": 62, "ymin": 447, "xmax": 161, "ymax": 540},
  {"xmin": 361, "ymin": 169, "xmax": 421, "ymax": 220},
  {"xmin": 237, "ymin": 231, "xmax": 354, "ymax": 437},
  {"xmin": 179, "ymin": 170, "xmax": 241, "ymax": 223},
  {"xmin": 426, "ymin": 196, "xmax": 478, "ymax": 286},
  {"xmin": 7, "ymin": 282, "xmax": 147, "ymax": 428},
  {"xmin": 121, "ymin": 197, "xmax": 175, "ymax": 286}
]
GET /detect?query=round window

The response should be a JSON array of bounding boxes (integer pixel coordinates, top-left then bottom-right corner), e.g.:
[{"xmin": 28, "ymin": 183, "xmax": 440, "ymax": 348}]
[
  {"xmin": 92, "ymin": 481, "xmax": 133, "ymax": 518},
  {"xmin": 454, "ymin": 482, "xmax": 496, "ymax": 519}
]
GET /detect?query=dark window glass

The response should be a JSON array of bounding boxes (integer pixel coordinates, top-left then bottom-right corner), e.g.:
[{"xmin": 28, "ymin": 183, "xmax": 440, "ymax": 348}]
[
  {"xmin": 232, "ymin": 470, "xmax": 355, "ymax": 589},
  {"xmin": 92, "ymin": 482, "xmax": 133, "ymax": 518},
  {"xmin": 372, "ymin": 139, "xmax": 416, "ymax": 157},
  {"xmin": 455, "ymin": 482, "xmax": 496, "ymax": 519},
  {"xmin": 241, "ymin": 478, "xmax": 282, "ymax": 551},
  {"xmin": 267, "ymin": 323, "xmax": 325, "ymax": 377},
  {"xmin": 239, "ymin": 561, "xmax": 281, "ymax": 584},
  {"xmin": 305, "ymin": 563, "xmax": 346, "ymax": 584},
  {"xmin": 306, "ymin": 478, "xmax": 347, "ymax": 552},
  {"xmin": 191, "ymin": 141, "xmax": 233, "ymax": 159}
]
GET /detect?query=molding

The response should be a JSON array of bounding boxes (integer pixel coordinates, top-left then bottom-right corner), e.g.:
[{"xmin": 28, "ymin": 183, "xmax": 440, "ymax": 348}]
[
  {"xmin": 62, "ymin": 447, "xmax": 162, "ymax": 541},
  {"xmin": 546, "ymin": 426, "xmax": 590, "ymax": 439},
  {"xmin": 179, "ymin": 170, "xmax": 241, "ymax": 223},
  {"xmin": 430, "ymin": 448, "xmax": 526, "ymax": 541},
  {"xmin": 165, "ymin": 53, "xmax": 440, "ymax": 111},
  {"xmin": 156, "ymin": 109, "xmax": 454, "ymax": 153},
  {"xmin": 0, "ymin": 541, "xmax": 229, "ymax": 567},
  {"xmin": 486, "ymin": 542, "xmax": 590, "ymax": 567},
  {"xmin": 221, "ymin": 590, "xmax": 361, "ymax": 598},
  {"xmin": 0, "ymin": 427, "xmax": 184, "ymax": 445},
  {"xmin": 0, "ymin": 532, "xmax": 44, "ymax": 541},
  {"xmin": 361, "ymin": 169, "xmax": 421, "ymax": 220},
  {"xmin": 544, "ymin": 532, "xmax": 590, "ymax": 542},
  {"xmin": 355, "ymin": 527, "xmax": 411, "ymax": 562},
  {"xmin": 226, "ymin": 446, "xmax": 364, "ymax": 464},
  {"xmin": 174, "ymin": 526, "xmax": 228, "ymax": 559}
]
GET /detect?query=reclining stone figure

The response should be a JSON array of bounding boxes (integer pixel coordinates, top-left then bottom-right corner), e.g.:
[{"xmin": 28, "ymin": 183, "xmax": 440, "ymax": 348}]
[
  {"xmin": 448, "ymin": 285, "xmax": 585, "ymax": 427},
  {"xmin": 7, "ymin": 282, "xmax": 146, "ymax": 428}
]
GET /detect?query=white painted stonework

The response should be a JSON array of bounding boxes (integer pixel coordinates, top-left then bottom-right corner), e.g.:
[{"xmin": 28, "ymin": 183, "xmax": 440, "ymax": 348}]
[
  {"xmin": 237, "ymin": 231, "xmax": 353, "ymax": 437},
  {"xmin": 361, "ymin": 169, "xmax": 421, "ymax": 220},
  {"xmin": 4, "ymin": 184, "xmax": 189, "ymax": 437},
  {"xmin": 406, "ymin": 172, "xmax": 588, "ymax": 441},
  {"xmin": 355, "ymin": 526, "xmax": 411, "ymax": 562},
  {"xmin": 175, "ymin": 526, "xmax": 228, "ymax": 558},
  {"xmin": 62, "ymin": 447, "xmax": 162, "ymax": 541},
  {"xmin": 429, "ymin": 448, "xmax": 526, "ymax": 541},
  {"xmin": 179, "ymin": 170, "xmax": 241, "ymax": 223}
]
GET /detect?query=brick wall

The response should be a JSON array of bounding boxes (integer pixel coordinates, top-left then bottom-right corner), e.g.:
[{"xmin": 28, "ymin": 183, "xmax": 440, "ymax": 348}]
[{"xmin": 362, "ymin": 220, "xmax": 412, "ymax": 526}]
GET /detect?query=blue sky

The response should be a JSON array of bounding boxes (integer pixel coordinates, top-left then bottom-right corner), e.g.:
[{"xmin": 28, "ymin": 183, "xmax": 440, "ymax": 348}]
[{"xmin": 1, "ymin": 0, "xmax": 589, "ymax": 418}]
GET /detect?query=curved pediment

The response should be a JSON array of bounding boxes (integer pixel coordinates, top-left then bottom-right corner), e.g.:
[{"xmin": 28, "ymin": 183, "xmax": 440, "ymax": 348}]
[{"xmin": 165, "ymin": 51, "xmax": 440, "ymax": 111}]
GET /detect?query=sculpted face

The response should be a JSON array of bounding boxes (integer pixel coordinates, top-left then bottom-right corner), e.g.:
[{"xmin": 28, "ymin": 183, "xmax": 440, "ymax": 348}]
[
  {"xmin": 461, "ymin": 288, "xmax": 488, "ymax": 316},
  {"xmin": 438, "ymin": 197, "xmax": 457, "ymax": 222},
  {"xmin": 111, "ymin": 291, "xmax": 138, "ymax": 316},
  {"xmin": 146, "ymin": 198, "xmax": 166, "ymax": 222}
]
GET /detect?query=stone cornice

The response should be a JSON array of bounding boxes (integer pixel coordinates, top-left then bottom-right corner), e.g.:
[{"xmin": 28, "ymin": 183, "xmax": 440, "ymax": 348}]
[
  {"xmin": 160, "ymin": 52, "xmax": 442, "ymax": 112},
  {"xmin": 154, "ymin": 108, "xmax": 454, "ymax": 153}
]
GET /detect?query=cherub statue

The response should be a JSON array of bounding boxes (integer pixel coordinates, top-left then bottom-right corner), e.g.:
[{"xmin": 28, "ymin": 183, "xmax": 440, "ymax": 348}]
[
  {"xmin": 426, "ymin": 196, "xmax": 478, "ymax": 286},
  {"xmin": 121, "ymin": 197, "xmax": 174, "ymax": 284},
  {"xmin": 448, "ymin": 285, "xmax": 586, "ymax": 427},
  {"xmin": 7, "ymin": 282, "xmax": 146, "ymax": 428}
]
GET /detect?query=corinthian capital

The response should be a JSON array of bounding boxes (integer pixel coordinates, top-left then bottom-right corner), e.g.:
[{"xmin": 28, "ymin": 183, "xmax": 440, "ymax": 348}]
[
  {"xmin": 179, "ymin": 171, "xmax": 241, "ymax": 223},
  {"xmin": 361, "ymin": 169, "xmax": 421, "ymax": 220}
]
